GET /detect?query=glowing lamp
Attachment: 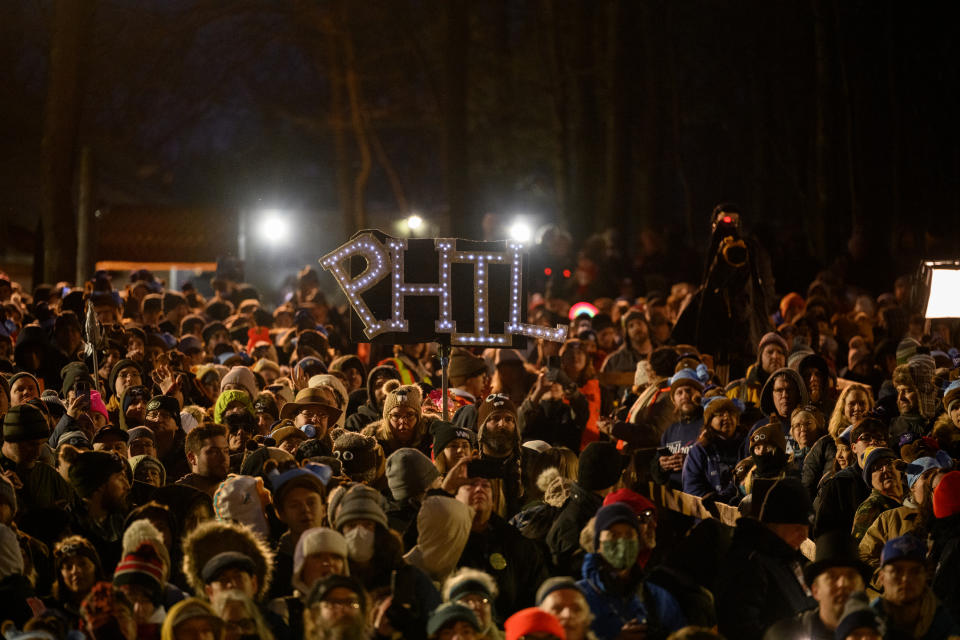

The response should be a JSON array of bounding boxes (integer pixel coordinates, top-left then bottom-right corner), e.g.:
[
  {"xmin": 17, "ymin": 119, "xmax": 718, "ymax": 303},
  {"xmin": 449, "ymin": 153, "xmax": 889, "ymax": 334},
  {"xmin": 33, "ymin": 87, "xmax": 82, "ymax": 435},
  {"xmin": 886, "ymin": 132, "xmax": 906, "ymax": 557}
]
[{"xmin": 921, "ymin": 261, "xmax": 960, "ymax": 318}]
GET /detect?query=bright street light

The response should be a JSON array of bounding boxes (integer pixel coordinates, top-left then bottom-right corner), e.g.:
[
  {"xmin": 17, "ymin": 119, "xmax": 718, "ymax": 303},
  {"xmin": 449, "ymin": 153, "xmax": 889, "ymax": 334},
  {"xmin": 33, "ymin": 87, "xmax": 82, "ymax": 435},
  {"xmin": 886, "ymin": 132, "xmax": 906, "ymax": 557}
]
[
  {"xmin": 508, "ymin": 220, "xmax": 533, "ymax": 243},
  {"xmin": 257, "ymin": 210, "xmax": 291, "ymax": 245},
  {"xmin": 407, "ymin": 214, "xmax": 423, "ymax": 231}
]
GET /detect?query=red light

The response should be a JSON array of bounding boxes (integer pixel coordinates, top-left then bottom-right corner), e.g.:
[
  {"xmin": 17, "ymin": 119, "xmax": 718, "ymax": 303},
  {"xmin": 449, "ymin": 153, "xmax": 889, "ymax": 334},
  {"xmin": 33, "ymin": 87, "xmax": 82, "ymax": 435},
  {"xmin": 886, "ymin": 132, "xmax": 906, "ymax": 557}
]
[
  {"xmin": 722, "ymin": 216, "xmax": 732, "ymax": 223},
  {"xmin": 544, "ymin": 268, "xmax": 552, "ymax": 276},
  {"xmin": 562, "ymin": 269, "xmax": 571, "ymax": 278}
]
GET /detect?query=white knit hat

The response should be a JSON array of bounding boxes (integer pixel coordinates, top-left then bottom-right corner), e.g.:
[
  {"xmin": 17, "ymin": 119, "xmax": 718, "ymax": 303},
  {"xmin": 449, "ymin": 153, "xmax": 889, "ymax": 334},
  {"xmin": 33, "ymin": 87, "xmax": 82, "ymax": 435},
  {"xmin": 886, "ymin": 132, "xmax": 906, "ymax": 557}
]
[{"xmin": 292, "ymin": 527, "xmax": 349, "ymax": 594}]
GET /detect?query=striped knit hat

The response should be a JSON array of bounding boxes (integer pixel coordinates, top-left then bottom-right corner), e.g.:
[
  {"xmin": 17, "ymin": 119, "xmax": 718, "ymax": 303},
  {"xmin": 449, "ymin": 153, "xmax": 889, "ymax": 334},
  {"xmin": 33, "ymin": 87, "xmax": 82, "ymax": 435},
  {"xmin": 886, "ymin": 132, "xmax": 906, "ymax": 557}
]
[{"xmin": 113, "ymin": 541, "xmax": 165, "ymax": 605}]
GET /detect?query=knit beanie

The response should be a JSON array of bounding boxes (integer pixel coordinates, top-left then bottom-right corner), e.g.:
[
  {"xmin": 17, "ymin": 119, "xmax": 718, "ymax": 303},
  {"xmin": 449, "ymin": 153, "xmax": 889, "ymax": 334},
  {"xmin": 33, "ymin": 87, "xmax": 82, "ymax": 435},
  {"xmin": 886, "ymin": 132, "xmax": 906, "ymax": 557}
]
[
  {"xmin": 129, "ymin": 455, "xmax": 166, "ymax": 486},
  {"xmin": 386, "ymin": 447, "xmax": 440, "ymax": 501},
  {"xmin": 214, "ymin": 389, "xmax": 255, "ymax": 424},
  {"xmin": 535, "ymin": 576, "xmax": 582, "ymax": 606},
  {"xmin": 329, "ymin": 483, "xmax": 389, "ymax": 530},
  {"xmin": 122, "ymin": 519, "xmax": 170, "ymax": 582},
  {"xmin": 54, "ymin": 535, "xmax": 103, "ymax": 578},
  {"xmin": 381, "ymin": 384, "xmax": 423, "ymax": 423},
  {"xmin": 669, "ymin": 367, "xmax": 706, "ymax": 394},
  {"xmin": 895, "ymin": 338, "xmax": 920, "ymax": 365},
  {"xmin": 431, "ymin": 421, "xmax": 477, "ymax": 456},
  {"xmin": 833, "ymin": 592, "xmax": 882, "ymax": 640},
  {"xmin": 69, "ymin": 451, "xmax": 127, "ymax": 498},
  {"xmin": 593, "ymin": 502, "xmax": 639, "ymax": 549},
  {"xmin": 859, "ymin": 447, "xmax": 898, "ymax": 485},
  {"xmin": 427, "ymin": 602, "xmax": 480, "ymax": 638},
  {"xmin": 113, "ymin": 542, "xmax": 165, "ymax": 605},
  {"xmin": 60, "ymin": 362, "xmax": 92, "ymax": 397},
  {"xmin": 477, "ymin": 393, "xmax": 518, "ymax": 429},
  {"xmin": 448, "ymin": 349, "xmax": 488, "ymax": 384},
  {"xmin": 620, "ymin": 309, "xmax": 645, "ymax": 331},
  {"xmin": 2, "ymin": 403, "xmax": 49, "ymax": 442},
  {"xmin": 332, "ymin": 429, "xmax": 381, "ymax": 483},
  {"xmin": 220, "ymin": 366, "xmax": 258, "ymax": 400},
  {"xmin": 8, "ymin": 372, "xmax": 39, "ymax": 397},
  {"xmin": 758, "ymin": 478, "xmax": 812, "ymax": 525},
  {"xmin": 603, "ymin": 488, "xmax": 656, "ymax": 516},
  {"xmin": 757, "ymin": 332, "xmax": 788, "ymax": 362},
  {"xmin": 933, "ymin": 470, "xmax": 960, "ymax": 519},
  {"xmin": 578, "ymin": 441, "xmax": 624, "ymax": 491},
  {"xmin": 293, "ymin": 527, "xmax": 349, "ymax": 594},
  {"xmin": 504, "ymin": 607, "xmax": 566, "ymax": 640},
  {"xmin": 89, "ymin": 390, "xmax": 108, "ymax": 421},
  {"xmin": 108, "ymin": 359, "xmax": 140, "ymax": 397},
  {"xmin": 750, "ymin": 422, "xmax": 788, "ymax": 453},
  {"xmin": 443, "ymin": 567, "xmax": 499, "ymax": 604},
  {"xmin": 0, "ymin": 524, "xmax": 23, "ymax": 580}
]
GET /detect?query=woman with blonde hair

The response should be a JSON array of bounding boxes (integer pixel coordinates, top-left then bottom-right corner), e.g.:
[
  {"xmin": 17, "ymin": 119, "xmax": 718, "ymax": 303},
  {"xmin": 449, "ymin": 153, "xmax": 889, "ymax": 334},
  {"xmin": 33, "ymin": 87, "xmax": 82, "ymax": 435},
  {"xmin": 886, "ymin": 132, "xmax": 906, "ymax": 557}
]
[{"xmin": 803, "ymin": 384, "xmax": 873, "ymax": 497}]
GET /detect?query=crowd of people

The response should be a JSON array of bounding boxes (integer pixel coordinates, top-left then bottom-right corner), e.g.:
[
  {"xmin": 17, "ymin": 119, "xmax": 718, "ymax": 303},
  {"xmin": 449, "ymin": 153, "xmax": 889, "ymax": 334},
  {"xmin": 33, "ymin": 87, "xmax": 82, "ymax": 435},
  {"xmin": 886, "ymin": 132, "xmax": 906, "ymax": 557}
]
[{"xmin": 0, "ymin": 216, "xmax": 959, "ymax": 640}]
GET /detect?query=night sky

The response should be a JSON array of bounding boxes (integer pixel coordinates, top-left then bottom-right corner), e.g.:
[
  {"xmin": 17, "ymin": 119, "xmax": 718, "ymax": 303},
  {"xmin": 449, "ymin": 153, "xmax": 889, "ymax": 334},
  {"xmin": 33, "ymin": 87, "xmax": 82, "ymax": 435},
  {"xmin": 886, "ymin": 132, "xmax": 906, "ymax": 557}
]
[{"xmin": 1, "ymin": 0, "xmax": 958, "ymax": 291}]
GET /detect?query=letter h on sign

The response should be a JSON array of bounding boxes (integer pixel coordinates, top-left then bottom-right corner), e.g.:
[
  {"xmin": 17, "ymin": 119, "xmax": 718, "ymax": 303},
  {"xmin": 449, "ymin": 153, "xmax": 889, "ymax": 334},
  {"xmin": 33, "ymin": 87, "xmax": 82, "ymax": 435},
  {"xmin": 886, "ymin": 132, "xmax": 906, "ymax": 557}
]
[{"xmin": 320, "ymin": 232, "xmax": 567, "ymax": 347}]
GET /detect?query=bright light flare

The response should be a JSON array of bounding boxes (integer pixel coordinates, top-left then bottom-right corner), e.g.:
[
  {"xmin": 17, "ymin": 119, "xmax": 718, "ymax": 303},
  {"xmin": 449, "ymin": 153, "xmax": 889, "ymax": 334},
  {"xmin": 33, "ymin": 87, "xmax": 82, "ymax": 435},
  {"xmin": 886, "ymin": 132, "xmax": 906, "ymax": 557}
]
[
  {"xmin": 258, "ymin": 210, "xmax": 290, "ymax": 245},
  {"xmin": 925, "ymin": 267, "xmax": 960, "ymax": 318},
  {"xmin": 407, "ymin": 214, "xmax": 423, "ymax": 231},
  {"xmin": 509, "ymin": 220, "xmax": 533, "ymax": 243}
]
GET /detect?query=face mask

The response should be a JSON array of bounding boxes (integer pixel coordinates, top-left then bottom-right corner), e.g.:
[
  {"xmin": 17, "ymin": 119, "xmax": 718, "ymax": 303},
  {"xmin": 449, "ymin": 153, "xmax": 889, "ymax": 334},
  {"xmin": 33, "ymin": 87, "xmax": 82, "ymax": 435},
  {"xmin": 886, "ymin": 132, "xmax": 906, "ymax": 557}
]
[
  {"xmin": 753, "ymin": 450, "xmax": 787, "ymax": 475},
  {"xmin": 600, "ymin": 538, "xmax": 639, "ymax": 570},
  {"xmin": 345, "ymin": 526, "xmax": 375, "ymax": 563}
]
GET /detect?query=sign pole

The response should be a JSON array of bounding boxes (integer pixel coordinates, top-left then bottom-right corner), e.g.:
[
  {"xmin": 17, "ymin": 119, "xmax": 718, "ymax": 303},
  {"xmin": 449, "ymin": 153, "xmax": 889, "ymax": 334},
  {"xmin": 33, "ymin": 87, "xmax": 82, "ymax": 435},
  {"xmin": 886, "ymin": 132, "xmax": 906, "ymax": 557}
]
[{"xmin": 439, "ymin": 342, "xmax": 451, "ymax": 421}]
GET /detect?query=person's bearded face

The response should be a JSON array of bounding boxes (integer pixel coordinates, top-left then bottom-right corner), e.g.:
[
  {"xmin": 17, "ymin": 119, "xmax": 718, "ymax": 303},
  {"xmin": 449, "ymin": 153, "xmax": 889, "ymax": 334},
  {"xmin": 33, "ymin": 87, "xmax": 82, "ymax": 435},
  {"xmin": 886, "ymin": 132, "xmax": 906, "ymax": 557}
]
[
  {"xmin": 481, "ymin": 412, "xmax": 516, "ymax": 457},
  {"xmin": 672, "ymin": 386, "xmax": 701, "ymax": 418}
]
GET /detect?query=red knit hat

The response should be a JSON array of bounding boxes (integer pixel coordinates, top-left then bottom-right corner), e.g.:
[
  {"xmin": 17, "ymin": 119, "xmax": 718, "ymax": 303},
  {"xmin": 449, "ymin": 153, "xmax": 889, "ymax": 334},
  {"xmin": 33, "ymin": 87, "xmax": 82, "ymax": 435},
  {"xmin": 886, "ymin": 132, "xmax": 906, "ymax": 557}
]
[
  {"xmin": 933, "ymin": 471, "xmax": 960, "ymax": 519},
  {"xmin": 604, "ymin": 488, "xmax": 656, "ymax": 516},
  {"xmin": 505, "ymin": 608, "xmax": 566, "ymax": 640},
  {"xmin": 113, "ymin": 542, "xmax": 165, "ymax": 604}
]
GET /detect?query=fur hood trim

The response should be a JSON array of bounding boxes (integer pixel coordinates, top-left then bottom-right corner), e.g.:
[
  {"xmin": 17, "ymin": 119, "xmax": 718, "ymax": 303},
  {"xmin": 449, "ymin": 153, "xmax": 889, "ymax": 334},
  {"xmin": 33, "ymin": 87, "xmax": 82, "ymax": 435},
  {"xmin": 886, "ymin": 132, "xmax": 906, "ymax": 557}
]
[
  {"xmin": 441, "ymin": 566, "xmax": 500, "ymax": 601},
  {"xmin": 181, "ymin": 519, "xmax": 274, "ymax": 601}
]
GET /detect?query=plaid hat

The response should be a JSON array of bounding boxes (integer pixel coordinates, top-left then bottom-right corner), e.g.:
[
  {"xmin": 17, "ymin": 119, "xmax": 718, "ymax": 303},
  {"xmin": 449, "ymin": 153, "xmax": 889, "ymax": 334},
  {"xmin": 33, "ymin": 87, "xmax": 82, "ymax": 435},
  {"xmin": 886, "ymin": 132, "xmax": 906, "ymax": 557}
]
[
  {"xmin": 880, "ymin": 535, "xmax": 926, "ymax": 566},
  {"xmin": 68, "ymin": 451, "xmax": 127, "ymax": 498},
  {"xmin": 2, "ymin": 404, "xmax": 49, "ymax": 443}
]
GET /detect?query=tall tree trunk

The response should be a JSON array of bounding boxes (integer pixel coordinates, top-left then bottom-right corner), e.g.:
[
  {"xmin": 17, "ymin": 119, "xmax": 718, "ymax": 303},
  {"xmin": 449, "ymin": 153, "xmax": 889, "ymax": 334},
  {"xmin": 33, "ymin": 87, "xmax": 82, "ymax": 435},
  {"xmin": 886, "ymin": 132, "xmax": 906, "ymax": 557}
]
[
  {"xmin": 40, "ymin": 0, "xmax": 96, "ymax": 283},
  {"xmin": 810, "ymin": 0, "xmax": 829, "ymax": 262},
  {"xmin": 602, "ymin": 0, "xmax": 629, "ymax": 235},
  {"xmin": 443, "ymin": 0, "xmax": 469, "ymax": 235}
]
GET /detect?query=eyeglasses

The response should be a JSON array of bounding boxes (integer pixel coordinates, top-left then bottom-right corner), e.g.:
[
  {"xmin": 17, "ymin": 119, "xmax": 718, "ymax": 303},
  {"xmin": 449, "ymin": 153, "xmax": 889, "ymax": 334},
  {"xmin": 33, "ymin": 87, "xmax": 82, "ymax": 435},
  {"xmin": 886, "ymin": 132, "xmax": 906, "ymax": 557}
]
[
  {"xmin": 638, "ymin": 509, "xmax": 656, "ymax": 523},
  {"xmin": 299, "ymin": 409, "xmax": 330, "ymax": 423},
  {"xmin": 319, "ymin": 598, "xmax": 361, "ymax": 611},
  {"xmin": 389, "ymin": 412, "xmax": 418, "ymax": 424},
  {"xmin": 459, "ymin": 595, "xmax": 490, "ymax": 607}
]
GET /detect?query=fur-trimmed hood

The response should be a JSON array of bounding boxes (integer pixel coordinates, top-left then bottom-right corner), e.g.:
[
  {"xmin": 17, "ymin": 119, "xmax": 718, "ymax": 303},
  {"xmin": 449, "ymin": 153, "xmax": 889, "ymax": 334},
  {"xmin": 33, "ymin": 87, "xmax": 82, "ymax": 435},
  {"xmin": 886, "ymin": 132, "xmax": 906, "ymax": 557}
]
[{"xmin": 181, "ymin": 519, "xmax": 274, "ymax": 601}]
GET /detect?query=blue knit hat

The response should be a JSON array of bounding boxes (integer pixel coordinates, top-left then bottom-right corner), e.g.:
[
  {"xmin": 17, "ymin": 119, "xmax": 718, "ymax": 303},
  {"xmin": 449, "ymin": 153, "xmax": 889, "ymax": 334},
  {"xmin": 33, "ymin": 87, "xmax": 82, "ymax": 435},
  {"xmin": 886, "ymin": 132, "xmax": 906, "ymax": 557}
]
[{"xmin": 593, "ymin": 502, "xmax": 639, "ymax": 549}]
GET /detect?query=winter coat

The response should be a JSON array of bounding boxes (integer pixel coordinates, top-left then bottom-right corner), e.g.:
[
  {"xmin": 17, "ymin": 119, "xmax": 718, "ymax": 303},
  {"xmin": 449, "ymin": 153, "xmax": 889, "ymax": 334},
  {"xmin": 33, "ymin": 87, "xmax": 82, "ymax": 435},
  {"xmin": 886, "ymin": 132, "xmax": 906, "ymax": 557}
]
[
  {"xmin": 681, "ymin": 434, "xmax": 744, "ymax": 505},
  {"xmin": 546, "ymin": 482, "xmax": 603, "ymax": 575},
  {"xmin": 0, "ymin": 452, "xmax": 73, "ymax": 517},
  {"xmin": 458, "ymin": 513, "xmax": 549, "ymax": 620},
  {"xmin": 725, "ymin": 361, "xmax": 769, "ymax": 408},
  {"xmin": 851, "ymin": 489, "xmax": 902, "ymax": 543},
  {"xmin": 803, "ymin": 434, "xmax": 836, "ymax": 499},
  {"xmin": 716, "ymin": 517, "xmax": 816, "ymax": 640},
  {"xmin": 871, "ymin": 591, "xmax": 960, "ymax": 640},
  {"xmin": 930, "ymin": 512, "xmax": 960, "ymax": 625},
  {"xmin": 612, "ymin": 388, "xmax": 676, "ymax": 450},
  {"xmin": 889, "ymin": 412, "xmax": 933, "ymax": 442},
  {"xmin": 181, "ymin": 519, "xmax": 274, "ymax": 602},
  {"xmin": 577, "ymin": 553, "xmax": 686, "ymax": 640},
  {"xmin": 812, "ymin": 463, "xmax": 870, "ymax": 538},
  {"xmin": 650, "ymin": 416, "xmax": 703, "ymax": 489},
  {"xmin": 763, "ymin": 608, "xmax": 834, "ymax": 640},
  {"xmin": 858, "ymin": 505, "xmax": 921, "ymax": 571},
  {"xmin": 344, "ymin": 364, "xmax": 400, "ymax": 432}
]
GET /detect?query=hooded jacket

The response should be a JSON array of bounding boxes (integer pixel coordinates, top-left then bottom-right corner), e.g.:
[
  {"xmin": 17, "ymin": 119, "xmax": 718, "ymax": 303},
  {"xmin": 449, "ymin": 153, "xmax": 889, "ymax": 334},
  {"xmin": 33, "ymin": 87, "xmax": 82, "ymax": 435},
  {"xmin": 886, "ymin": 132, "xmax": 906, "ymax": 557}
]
[
  {"xmin": 742, "ymin": 367, "xmax": 809, "ymax": 458},
  {"xmin": 403, "ymin": 495, "xmax": 474, "ymax": 584},
  {"xmin": 681, "ymin": 430, "xmax": 744, "ymax": 504},
  {"xmin": 716, "ymin": 517, "xmax": 815, "ymax": 640},
  {"xmin": 181, "ymin": 519, "xmax": 274, "ymax": 602},
  {"xmin": 345, "ymin": 365, "xmax": 401, "ymax": 432},
  {"xmin": 813, "ymin": 462, "xmax": 871, "ymax": 538},
  {"xmin": 577, "ymin": 552, "xmax": 686, "ymax": 640}
]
